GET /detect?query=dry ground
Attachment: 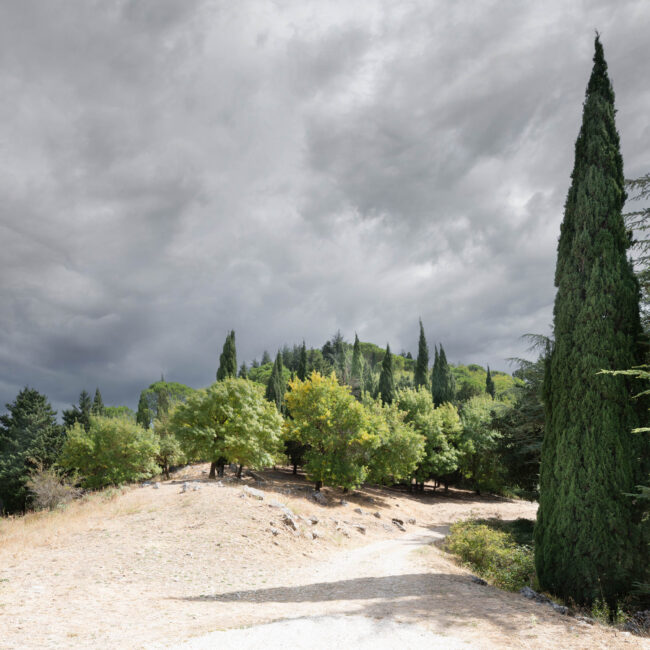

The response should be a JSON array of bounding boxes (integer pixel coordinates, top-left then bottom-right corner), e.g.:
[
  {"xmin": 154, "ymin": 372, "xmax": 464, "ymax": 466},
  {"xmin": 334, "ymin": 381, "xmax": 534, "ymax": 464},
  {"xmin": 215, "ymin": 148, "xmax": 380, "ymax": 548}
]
[{"xmin": 0, "ymin": 464, "xmax": 646, "ymax": 649}]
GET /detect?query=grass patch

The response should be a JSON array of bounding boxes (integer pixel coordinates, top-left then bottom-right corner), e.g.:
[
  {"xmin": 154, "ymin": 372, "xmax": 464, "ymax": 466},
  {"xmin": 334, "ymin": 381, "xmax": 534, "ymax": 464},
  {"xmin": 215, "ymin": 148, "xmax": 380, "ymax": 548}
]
[{"xmin": 445, "ymin": 517, "xmax": 535, "ymax": 591}]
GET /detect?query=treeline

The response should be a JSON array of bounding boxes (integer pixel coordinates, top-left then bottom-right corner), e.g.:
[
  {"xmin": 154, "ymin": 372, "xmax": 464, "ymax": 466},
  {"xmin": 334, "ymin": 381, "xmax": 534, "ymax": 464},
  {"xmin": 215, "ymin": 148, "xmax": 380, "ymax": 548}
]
[{"xmin": 0, "ymin": 322, "xmax": 544, "ymax": 515}]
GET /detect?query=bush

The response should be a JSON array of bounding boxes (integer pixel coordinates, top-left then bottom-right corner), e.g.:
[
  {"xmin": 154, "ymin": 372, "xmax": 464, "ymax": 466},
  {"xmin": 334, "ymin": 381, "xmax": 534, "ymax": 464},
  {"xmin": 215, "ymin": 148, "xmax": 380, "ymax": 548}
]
[
  {"xmin": 445, "ymin": 518, "xmax": 535, "ymax": 591},
  {"xmin": 26, "ymin": 466, "xmax": 80, "ymax": 510},
  {"xmin": 59, "ymin": 416, "xmax": 159, "ymax": 488}
]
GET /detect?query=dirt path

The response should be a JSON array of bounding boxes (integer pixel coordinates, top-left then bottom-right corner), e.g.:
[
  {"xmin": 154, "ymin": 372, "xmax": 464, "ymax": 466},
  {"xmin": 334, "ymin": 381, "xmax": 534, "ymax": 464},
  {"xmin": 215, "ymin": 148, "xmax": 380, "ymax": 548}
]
[{"xmin": 165, "ymin": 528, "xmax": 645, "ymax": 650}]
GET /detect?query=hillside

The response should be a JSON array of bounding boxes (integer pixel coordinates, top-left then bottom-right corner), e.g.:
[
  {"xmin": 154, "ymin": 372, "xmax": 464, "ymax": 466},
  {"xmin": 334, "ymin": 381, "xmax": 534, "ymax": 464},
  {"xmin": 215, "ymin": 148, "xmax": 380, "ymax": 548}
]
[{"xmin": 0, "ymin": 466, "xmax": 641, "ymax": 649}]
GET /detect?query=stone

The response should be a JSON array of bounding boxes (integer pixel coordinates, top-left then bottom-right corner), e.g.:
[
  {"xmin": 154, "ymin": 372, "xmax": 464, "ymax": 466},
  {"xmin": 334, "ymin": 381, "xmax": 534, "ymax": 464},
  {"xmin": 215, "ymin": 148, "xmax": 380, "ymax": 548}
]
[
  {"xmin": 308, "ymin": 515, "xmax": 319, "ymax": 525},
  {"xmin": 373, "ymin": 511, "xmax": 381, "ymax": 519},
  {"xmin": 192, "ymin": 483, "xmax": 201, "ymax": 491},
  {"xmin": 519, "ymin": 586, "xmax": 551, "ymax": 604},
  {"xmin": 282, "ymin": 513, "xmax": 298, "ymax": 530},
  {"xmin": 391, "ymin": 518, "xmax": 406, "ymax": 531},
  {"xmin": 153, "ymin": 482, "xmax": 160, "ymax": 490},
  {"xmin": 354, "ymin": 508, "xmax": 363, "ymax": 515},
  {"xmin": 303, "ymin": 530, "xmax": 314, "ymax": 540},
  {"xmin": 382, "ymin": 524, "xmax": 392, "ymax": 532},
  {"xmin": 311, "ymin": 491, "xmax": 327, "ymax": 506},
  {"xmin": 470, "ymin": 575, "xmax": 487, "ymax": 585},
  {"xmin": 216, "ymin": 481, "xmax": 224, "ymax": 487},
  {"xmin": 141, "ymin": 482, "xmax": 151, "ymax": 487},
  {"xmin": 336, "ymin": 525, "xmax": 350, "ymax": 538},
  {"xmin": 407, "ymin": 518, "xmax": 416, "ymax": 525},
  {"xmin": 311, "ymin": 529, "xmax": 321, "ymax": 539},
  {"xmin": 340, "ymin": 499, "xmax": 349, "ymax": 506},
  {"xmin": 268, "ymin": 527, "xmax": 280, "ymax": 536},
  {"xmin": 352, "ymin": 524, "xmax": 366, "ymax": 534},
  {"xmin": 551, "ymin": 603, "xmax": 569, "ymax": 615},
  {"xmin": 242, "ymin": 486, "xmax": 265, "ymax": 500}
]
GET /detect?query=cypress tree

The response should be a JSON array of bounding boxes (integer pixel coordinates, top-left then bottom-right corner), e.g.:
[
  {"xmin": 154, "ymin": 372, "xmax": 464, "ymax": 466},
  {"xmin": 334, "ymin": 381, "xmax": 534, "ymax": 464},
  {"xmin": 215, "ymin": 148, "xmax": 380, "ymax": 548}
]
[
  {"xmin": 485, "ymin": 366, "xmax": 495, "ymax": 399},
  {"xmin": 92, "ymin": 388, "xmax": 105, "ymax": 416},
  {"xmin": 238, "ymin": 362, "xmax": 248, "ymax": 379},
  {"xmin": 297, "ymin": 341, "xmax": 307, "ymax": 381},
  {"xmin": 535, "ymin": 35, "xmax": 647, "ymax": 605},
  {"xmin": 265, "ymin": 352, "xmax": 285, "ymax": 410},
  {"xmin": 136, "ymin": 392, "xmax": 152, "ymax": 429},
  {"xmin": 432, "ymin": 344, "xmax": 455, "ymax": 406},
  {"xmin": 216, "ymin": 330, "xmax": 237, "ymax": 381},
  {"xmin": 414, "ymin": 319, "xmax": 430, "ymax": 390},
  {"xmin": 378, "ymin": 344, "xmax": 395, "ymax": 404},
  {"xmin": 350, "ymin": 334, "xmax": 362, "ymax": 400}
]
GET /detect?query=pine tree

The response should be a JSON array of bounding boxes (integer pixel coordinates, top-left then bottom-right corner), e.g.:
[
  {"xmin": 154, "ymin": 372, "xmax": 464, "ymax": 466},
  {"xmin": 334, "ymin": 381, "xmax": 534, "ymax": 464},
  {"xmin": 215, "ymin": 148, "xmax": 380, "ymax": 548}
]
[
  {"xmin": 92, "ymin": 388, "xmax": 105, "ymax": 416},
  {"xmin": 265, "ymin": 352, "xmax": 285, "ymax": 410},
  {"xmin": 297, "ymin": 341, "xmax": 307, "ymax": 381},
  {"xmin": 432, "ymin": 345, "xmax": 455, "ymax": 406},
  {"xmin": 535, "ymin": 35, "xmax": 648, "ymax": 605},
  {"xmin": 378, "ymin": 344, "xmax": 395, "ymax": 404},
  {"xmin": 261, "ymin": 350, "xmax": 271, "ymax": 365},
  {"xmin": 485, "ymin": 366, "xmax": 495, "ymax": 399},
  {"xmin": 216, "ymin": 330, "xmax": 237, "ymax": 381},
  {"xmin": 238, "ymin": 362, "xmax": 248, "ymax": 379},
  {"xmin": 350, "ymin": 334, "xmax": 363, "ymax": 400},
  {"xmin": 63, "ymin": 390, "xmax": 93, "ymax": 432},
  {"xmin": 414, "ymin": 319, "xmax": 430, "ymax": 390}
]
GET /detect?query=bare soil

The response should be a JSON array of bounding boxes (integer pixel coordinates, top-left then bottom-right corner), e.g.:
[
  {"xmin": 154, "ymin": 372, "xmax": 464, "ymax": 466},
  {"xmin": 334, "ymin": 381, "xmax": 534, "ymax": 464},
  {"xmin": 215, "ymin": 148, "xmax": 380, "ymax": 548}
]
[{"xmin": 0, "ymin": 465, "xmax": 645, "ymax": 649}]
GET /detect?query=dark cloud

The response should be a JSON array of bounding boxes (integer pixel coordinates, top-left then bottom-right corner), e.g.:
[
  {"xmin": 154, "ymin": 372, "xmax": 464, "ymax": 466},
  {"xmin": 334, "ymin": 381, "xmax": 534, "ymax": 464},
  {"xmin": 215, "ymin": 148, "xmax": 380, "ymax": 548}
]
[{"xmin": 0, "ymin": 1, "xmax": 648, "ymax": 414}]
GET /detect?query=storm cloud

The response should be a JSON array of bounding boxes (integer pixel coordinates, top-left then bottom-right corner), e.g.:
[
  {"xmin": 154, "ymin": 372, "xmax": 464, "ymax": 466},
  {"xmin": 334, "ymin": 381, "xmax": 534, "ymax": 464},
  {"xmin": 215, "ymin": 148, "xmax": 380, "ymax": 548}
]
[{"xmin": 1, "ymin": 0, "xmax": 648, "ymax": 413}]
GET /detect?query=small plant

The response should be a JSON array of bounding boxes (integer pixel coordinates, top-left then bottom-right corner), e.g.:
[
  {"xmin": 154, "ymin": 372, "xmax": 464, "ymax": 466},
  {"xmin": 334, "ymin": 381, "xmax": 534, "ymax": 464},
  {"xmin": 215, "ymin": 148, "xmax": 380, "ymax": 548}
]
[
  {"xmin": 445, "ymin": 518, "xmax": 535, "ymax": 591},
  {"xmin": 26, "ymin": 466, "xmax": 80, "ymax": 510}
]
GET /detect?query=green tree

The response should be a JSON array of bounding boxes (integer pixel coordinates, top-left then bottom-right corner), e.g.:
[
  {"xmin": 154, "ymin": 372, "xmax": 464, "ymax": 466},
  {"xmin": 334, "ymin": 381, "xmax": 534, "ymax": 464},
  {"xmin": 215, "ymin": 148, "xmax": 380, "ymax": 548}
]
[
  {"xmin": 153, "ymin": 407, "xmax": 185, "ymax": 479},
  {"xmin": 286, "ymin": 372, "xmax": 378, "ymax": 490},
  {"xmin": 59, "ymin": 416, "xmax": 159, "ymax": 489},
  {"xmin": 378, "ymin": 344, "xmax": 395, "ymax": 404},
  {"xmin": 104, "ymin": 405, "xmax": 136, "ymax": 421},
  {"xmin": 485, "ymin": 366, "xmax": 495, "ymax": 399},
  {"xmin": 91, "ymin": 388, "xmax": 105, "ymax": 416},
  {"xmin": 135, "ymin": 381, "xmax": 195, "ymax": 429},
  {"xmin": 350, "ymin": 334, "xmax": 363, "ymax": 400},
  {"xmin": 216, "ymin": 330, "xmax": 237, "ymax": 381},
  {"xmin": 238, "ymin": 362, "xmax": 248, "ymax": 379},
  {"xmin": 261, "ymin": 350, "xmax": 271, "ymax": 365},
  {"xmin": 265, "ymin": 352, "xmax": 285, "ymax": 410},
  {"xmin": 62, "ymin": 390, "xmax": 93, "ymax": 432},
  {"xmin": 414, "ymin": 320, "xmax": 430, "ymax": 390},
  {"xmin": 136, "ymin": 393, "xmax": 152, "ymax": 429},
  {"xmin": 0, "ymin": 388, "xmax": 64, "ymax": 513},
  {"xmin": 535, "ymin": 36, "xmax": 648, "ymax": 605},
  {"xmin": 171, "ymin": 378, "xmax": 283, "ymax": 478},
  {"xmin": 432, "ymin": 344, "xmax": 455, "ymax": 406},
  {"xmin": 297, "ymin": 341, "xmax": 308, "ymax": 381}
]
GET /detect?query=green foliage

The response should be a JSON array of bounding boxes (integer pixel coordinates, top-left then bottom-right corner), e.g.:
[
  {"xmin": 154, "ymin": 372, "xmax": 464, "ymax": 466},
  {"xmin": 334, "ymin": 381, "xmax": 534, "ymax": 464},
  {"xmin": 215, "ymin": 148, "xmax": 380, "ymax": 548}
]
[
  {"xmin": 59, "ymin": 416, "xmax": 159, "ymax": 489},
  {"xmin": 265, "ymin": 352, "xmax": 286, "ymax": 410},
  {"xmin": 445, "ymin": 519, "xmax": 535, "ymax": 591},
  {"xmin": 364, "ymin": 399, "xmax": 425, "ymax": 484},
  {"xmin": 135, "ymin": 381, "xmax": 195, "ymax": 429},
  {"xmin": 286, "ymin": 372, "xmax": 379, "ymax": 490},
  {"xmin": 62, "ymin": 390, "xmax": 93, "ymax": 432},
  {"xmin": 536, "ymin": 36, "xmax": 648, "ymax": 606},
  {"xmin": 453, "ymin": 364, "xmax": 520, "ymax": 404},
  {"xmin": 216, "ymin": 330, "xmax": 237, "ymax": 381},
  {"xmin": 0, "ymin": 388, "xmax": 65, "ymax": 513},
  {"xmin": 104, "ymin": 405, "xmax": 136, "ymax": 420},
  {"xmin": 350, "ymin": 334, "xmax": 363, "ymax": 400},
  {"xmin": 297, "ymin": 342, "xmax": 308, "ymax": 381},
  {"xmin": 395, "ymin": 387, "xmax": 461, "ymax": 484},
  {"xmin": 171, "ymin": 378, "xmax": 283, "ymax": 472},
  {"xmin": 485, "ymin": 367, "xmax": 495, "ymax": 399},
  {"xmin": 91, "ymin": 388, "xmax": 105, "ymax": 416},
  {"xmin": 378, "ymin": 344, "xmax": 395, "ymax": 404},
  {"xmin": 431, "ymin": 345, "xmax": 456, "ymax": 406},
  {"xmin": 238, "ymin": 363, "xmax": 248, "ymax": 379},
  {"xmin": 414, "ymin": 320, "xmax": 430, "ymax": 390},
  {"xmin": 153, "ymin": 407, "xmax": 185, "ymax": 479}
]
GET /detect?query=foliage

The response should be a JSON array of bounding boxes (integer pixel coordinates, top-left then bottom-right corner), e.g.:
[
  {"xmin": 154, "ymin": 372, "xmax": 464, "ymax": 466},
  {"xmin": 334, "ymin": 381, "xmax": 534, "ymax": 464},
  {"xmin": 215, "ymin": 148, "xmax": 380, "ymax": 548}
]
[
  {"xmin": 414, "ymin": 320, "xmax": 430, "ymax": 390},
  {"xmin": 285, "ymin": 372, "xmax": 379, "ymax": 490},
  {"xmin": 445, "ymin": 518, "xmax": 535, "ymax": 591},
  {"xmin": 26, "ymin": 466, "xmax": 80, "ymax": 510},
  {"xmin": 265, "ymin": 352, "xmax": 286, "ymax": 410},
  {"xmin": 536, "ymin": 36, "xmax": 648, "ymax": 606},
  {"xmin": 135, "ymin": 381, "xmax": 195, "ymax": 429},
  {"xmin": 395, "ymin": 387, "xmax": 461, "ymax": 485},
  {"xmin": 297, "ymin": 342, "xmax": 308, "ymax": 381},
  {"xmin": 485, "ymin": 367, "xmax": 495, "ymax": 399},
  {"xmin": 59, "ymin": 416, "xmax": 159, "ymax": 489},
  {"xmin": 91, "ymin": 388, "xmax": 105, "ymax": 416},
  {"xmin": 62, "ymin": 390, "xmax": 92, "ymax": 432},
  {"xmin": 238, "ymin": 363, "xmax": 248, "ymax": 379},
  {"xmin": 350, "ymin": 334, "xmax": 363, "ymax": 400},
  {"xmin": 216, "ymin": 330, "xmax": 237, "ymax": 381},
  {"xmin": 153, "ymin": 408, "xmax": 185, "ymax": 479},
  {"xmin": 364, "ymin": 398, "xmax": 425, "ymax": 484},
  {"xmin": 0, "ymin": 388, "xmax": 65, "ymax": 513},
  {"xmin": 104, "ymin": 405, "xmax": 136, "ymax": 420},
  {"xmin": 431, "ymin": 344, "xmax": 456, "ymax": 406},
  {"xmin": 378, "ymin": 344, "xmax": 395, "ymax": 404},
  {"xmin": 453, "ymin": 364, "xmax": 521, "ymax": 404},
  {"xmin": 171, "ymin": 378, "xmax": 283, "ymax": 473}
]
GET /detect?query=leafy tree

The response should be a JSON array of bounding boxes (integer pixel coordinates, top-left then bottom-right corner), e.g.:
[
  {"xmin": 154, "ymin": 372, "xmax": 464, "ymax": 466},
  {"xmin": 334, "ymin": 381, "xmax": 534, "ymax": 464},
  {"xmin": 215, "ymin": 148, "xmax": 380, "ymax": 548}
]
[
  {"xmin": 104, "ymin": 405, "xmax": 136, "ymax": 420},
  {"xmin": 59, "ymin": 416, "xmax": 159, "ymax": 488},
  {"xmin": 414, "ymin": 320, "xmax": 430, "ymax": 390},
  {"xmin": 535, "ymin": 36, "xmax": 648, "ymax": 605},
  {"xmin": 378, "ymin": 344, "xmax": 395, "ymax": 404},
  {"xmin": 153, "ymin": 407, "xmax": 184, "ymax": 479},
  {"xmin": 91, "ymin": 388, "xmax": 105, "ymax": 416},
  {"xmin": 62, "ymin": 390, "xmax": 93, "ymax": 432},
  {"xmin": 285, "ymin": 372, "xmax": 378, "ymax": 490},
  {"xmin": 485, "ymin": 366, "xmax": 495, "ymax": 399},
  {"xmin": 135, "ymin": 381, "xmax": 195, "ymax": 429},
  {"xmin": 261, "ymin": 350, "xmax": 272, "ymax": 365},
  {"xmin": 350, "ymin": 334, "xmax": 363, "ymax": 400},
  {"xmin": 171, "ymin": 378, "xmax": 283, "ymax": 478},
  {"xmin": 265, "ymin": 352, "xmax": 286, "ymax": 410},
  {"xmin": 0, "ymin": 388, "xmax": 64, "ymax": 513},
  {"xmin": 216, "ymin": 330, "xmax": 237, "ymax": 381},
  {"xmin": 364, "ymin": 399, "xmax": 425, "ymax": 485},
  {"xmin": 136, "ymin": 393, "xmax": 152, "ymax": 429},
  {"xmin": 283, "ymin": 437, "xmax": 309, "ymax": 475},
  {"xmin": 431, "ymin": 344, "xmax": 456, "ymax": 406},
  {"xmin": 297, "ymin": 341, "xmax": 308, "ymax": 381},
  {"xmin": 238, "ymin": 362, "xmax": 248, "ymax": 379}
]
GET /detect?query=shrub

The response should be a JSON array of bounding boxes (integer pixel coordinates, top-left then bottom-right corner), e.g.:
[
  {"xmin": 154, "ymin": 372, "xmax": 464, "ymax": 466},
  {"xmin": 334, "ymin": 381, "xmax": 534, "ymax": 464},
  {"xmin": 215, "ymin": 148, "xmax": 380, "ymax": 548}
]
[
  {"xmin": 445, "ymin": 518, "xmax": 535, "ymax": 591},
  {"xmin": 59, "ymin": 416, "xmax": 159, "ymax": 488},
  {"xmin": 26, "ymin": 466, "xmax": 80, "ymax": 510}
]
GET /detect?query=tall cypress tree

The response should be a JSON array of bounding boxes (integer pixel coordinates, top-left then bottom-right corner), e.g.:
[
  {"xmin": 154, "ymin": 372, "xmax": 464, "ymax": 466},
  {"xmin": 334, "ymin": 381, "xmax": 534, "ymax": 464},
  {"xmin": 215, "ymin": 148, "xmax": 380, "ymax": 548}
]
[
  {"xmin": 297, "ymin": 341, "xmax": 308, "ymax": 381},
  {"xmin": 350, "ymin": 334, "xmax": 363, "ymax": 400},
  {"xmin": 216, "ymin": 330, "xmax": 237, "ymax": 381},
  {"xmin": 414, "ymin": 319, "xmax": 430, "ymax": 390},
  {"xmin": 265, "ymin": 352, "xmax": 285, "ymax": 410},
  {"xmin": 485, "ymin": 366, "xmax": 495, "ymax": 399},
  {"xmin": 432, "ymin": 344, "xmax": 455, "ymax": 406},
  {"xmin": 238, "ymin": 362, "xmax": 248, "ymax": 379},
  {"xmin": 92, "ymin": 388, "xmax": 105, "ymax": 416},
  {"xmin": 535, "ymin": 35, "xmax": 647, "ymax": 605},
  {"xmin": 378, "ymin": 344, "xmax": 395, "ymax": 404}
]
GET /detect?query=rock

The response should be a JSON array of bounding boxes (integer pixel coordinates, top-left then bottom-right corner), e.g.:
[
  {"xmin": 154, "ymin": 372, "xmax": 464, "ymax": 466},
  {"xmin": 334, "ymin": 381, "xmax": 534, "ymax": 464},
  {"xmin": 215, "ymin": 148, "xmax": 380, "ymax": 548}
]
[
  {"xmin": 336, "ymin": 525, "xmax": 350, "ymax": 538},
  {"xmin": 312, "ymin": 529, "xmax": 321, "ymax": 539},
  {"xmin": 201, "ymin": 470, "xmax": 208, "ymax": 474},
  {"xmin": 575, "ymin": 616, "xmax": 596, "ymax": 625},
  {"xmin": 269, "ymin": 500, "xmax": 285, "ymax": 508},
  {"xmin": 153, "ymin": 482, "xmax": 160, "ymax": 490},
  {"xmin": 243, "ymin": 486, "xmax": 265, "ymax": 500},
  {"xmin": 282, "ymin": 513, "xmax": 298, "ymax": 530},
  {"xmin": 141, "ymin": 482, "xmax": 151, "ymax": 487},
  {"xmin": 520, "ymin": 586, "xmax": 536, "ymax": 599},
  {"xmin": 340, "ymin": 499, "xmax": 349, "ymax": 506},
  {"xmin": 311, "ymin": 491, "xmax": 327, "ymax": 506},
  {"xmin": 268, "ymin": 527, "xmax": 280, "ymax": 536},
  {"xmin": 353, "ymin": 507, "xmax": 363, "ymax": 515},
  {"xmin": 373, "ymin": 512, "xmax": 381, "ymax": 519},
  {"xmin": 303, "ymin": 530, "xmax": 314, "ymax": 540},
  {"xmin": 391, "ymin": 518, "xmax": 406, "ymax": 531},
  {"xmin": 352, "ymin": 524, "xmax": 366, "ymax": 534},
  {"xmin": 246, "ymin": 470, "xmax": 267, "ymax": 483},
  {"xmin": 215, "ymin": 481, "xmax": 224, "ymax": 487},
  {"xmin": 470, "ymin": 575, "xmax": 487, "ymax": 585},
  {"xmin": 308, "ymin": 515, "xmax": 319, "ymax": 525},
  {"xmin": 192, "ymin": 483, "xmax": 201, "ymax": 491},
  {"xmin": 551, "ymin": 603, "xmax": 569, "ymax": 615},
  {"xmin": 382, "ymin": 523, "xmax": 392, "ymax": 532},
  {"xmin": 624, "ymin": 610, "xmax": 650, "ymax": 634},
  {"xmin": 407, "ymin": 517, "xmax": 416, "ymax": 525}
]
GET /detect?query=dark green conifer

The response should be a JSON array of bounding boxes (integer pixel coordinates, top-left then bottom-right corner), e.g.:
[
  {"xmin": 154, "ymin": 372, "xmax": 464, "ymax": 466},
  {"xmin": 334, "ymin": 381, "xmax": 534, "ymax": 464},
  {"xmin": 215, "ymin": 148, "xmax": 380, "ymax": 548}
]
[
  {"xmin": 414, "ymin": 319, "xmax": 430, "ymax": 390},
  {"xmin": 535, "ymin": 35, "xmax": 647, "ymax": 605},
  {"xmin": 432, "ymin": 344, "xmax": 455, "ymax": 406},
  {"xmin": 261, "ymin": 350, "xmax": 271, "ymax": 365},
  {"xmin": 136, "ymin": 392, "xmax": 152, "ymax": 429},
  {"xmin": 378, "ymin": 344, "xmax": 395, "ymax": 404},
  {"xmin": 216, "ymin": 330, "xmax": 237, "ymax": 380},
  {"xmin": 238, "ymin": 362, "xmax": 248, "ymax": 379},
  {"xmin": 92, "ymin": 388, "xmax": 105, "ymax": 416},
  {"xmin": 265, "ymin": 352, "xmax": 285, "ymax": 410},
  {"xmin": 350, "ymin": 334, "xmax": 362, "ymax": 400},
  {"xmin": 485, "ymin": 366, "xmax": 495, "ymax": 399},
  {"xmin": 297, "ymin": 341, "xmax": 307, "ymax": 381}
]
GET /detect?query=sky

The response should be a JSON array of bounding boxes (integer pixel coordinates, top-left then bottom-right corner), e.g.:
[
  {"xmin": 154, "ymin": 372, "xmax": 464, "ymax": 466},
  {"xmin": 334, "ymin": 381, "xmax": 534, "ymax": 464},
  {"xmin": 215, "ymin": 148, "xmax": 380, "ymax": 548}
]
[{"xmin": 1, "ymin": 0, "xmax": 649, "ymax": 414}]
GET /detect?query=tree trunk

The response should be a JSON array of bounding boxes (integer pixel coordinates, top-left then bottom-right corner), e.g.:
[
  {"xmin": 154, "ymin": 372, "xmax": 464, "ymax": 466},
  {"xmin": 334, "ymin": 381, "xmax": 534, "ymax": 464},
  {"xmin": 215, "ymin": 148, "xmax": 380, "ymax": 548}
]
[
  {"xmin": 315, "ymin": 480, "xmax": 322, "ymax": 491},
  {"xmin": 293, "ymin": 463, "xmax": 298, "ymax": 475},
  {"xmin": 237, "ymin": 464, "xmax": 243, "ymax": 479},
  {"xmin": 209, "ymin": 462, "xmax": 217, "ymax": 479}
]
